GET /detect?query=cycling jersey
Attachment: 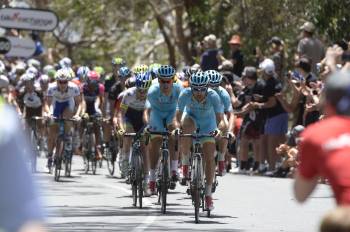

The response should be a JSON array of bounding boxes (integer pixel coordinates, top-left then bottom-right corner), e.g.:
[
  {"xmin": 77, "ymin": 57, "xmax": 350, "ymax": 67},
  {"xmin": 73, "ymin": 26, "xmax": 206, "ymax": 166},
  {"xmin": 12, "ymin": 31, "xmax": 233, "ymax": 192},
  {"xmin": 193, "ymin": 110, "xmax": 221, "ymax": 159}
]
[
  {"xmin": 119, "ymin": 87, "xmax": 146, "ymax": 132},
  {"xmin": 177, "ymin": 88, "xmax": 224, "ymax": 133},
  {"xmin": 17, "ymin": 87, "xmax": 43, "ymax": 119},
  {"xmin": 82, "ymin": 83, "xmax": 105, "ymax": 115},
  {"xmin": 47, "ymin": 82, "xmax": 80, "ymax": 117},
  {"xmin": 212, "ymin": 86, "xmax": 233, "ymax": 113},
  {"xmin": 146, "ymin": 82, "xmax": 183, "ymax": 132},
  {"xmin": 104, "ymin": 75, "xmax": 124, "ymax": 100}
]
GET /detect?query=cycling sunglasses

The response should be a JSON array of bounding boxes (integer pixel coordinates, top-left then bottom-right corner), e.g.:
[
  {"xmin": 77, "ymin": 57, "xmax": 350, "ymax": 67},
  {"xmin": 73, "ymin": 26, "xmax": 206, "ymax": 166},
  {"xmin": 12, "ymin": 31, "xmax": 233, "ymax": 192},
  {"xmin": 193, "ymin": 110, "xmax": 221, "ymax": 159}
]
[
  {"xmin": 192, "ymin": 86, "xmax": 207, "ymax": 92},
  {"xmin": 159, "ymin": 78, "xmax": 173, "ymax": 84},
  {"xmin": 58, "ymin": 80, "xmax": 68, "ymax": 84}
]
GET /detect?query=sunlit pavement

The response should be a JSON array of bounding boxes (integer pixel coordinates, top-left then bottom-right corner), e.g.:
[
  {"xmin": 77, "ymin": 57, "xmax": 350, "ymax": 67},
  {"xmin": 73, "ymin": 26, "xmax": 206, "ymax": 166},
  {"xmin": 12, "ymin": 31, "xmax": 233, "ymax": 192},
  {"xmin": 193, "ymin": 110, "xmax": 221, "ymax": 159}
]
[{"xmin": 33, "ymin": 156, "xmax": 334, "ymax": 232}]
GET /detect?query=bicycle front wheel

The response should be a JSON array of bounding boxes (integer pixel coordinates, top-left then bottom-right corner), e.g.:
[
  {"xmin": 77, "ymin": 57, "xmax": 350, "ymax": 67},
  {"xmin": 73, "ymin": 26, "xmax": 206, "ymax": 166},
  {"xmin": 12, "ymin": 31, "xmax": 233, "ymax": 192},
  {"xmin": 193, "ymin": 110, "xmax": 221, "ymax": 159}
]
[
  {"xmin": 160, "ymin": 153, "xmax": 169, "ymax": 214},
  {"xmin": 192, "ymin": 156, "xmax": 202, "ymax": 223}
]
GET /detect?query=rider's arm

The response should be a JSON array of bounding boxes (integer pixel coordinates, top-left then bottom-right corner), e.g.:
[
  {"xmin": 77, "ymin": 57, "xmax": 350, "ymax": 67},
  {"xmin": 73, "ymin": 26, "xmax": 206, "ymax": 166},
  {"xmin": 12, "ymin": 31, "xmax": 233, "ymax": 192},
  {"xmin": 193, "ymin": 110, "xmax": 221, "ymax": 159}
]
[
  {"xmin": 80, "ymin": 96, "xmax": 86, "ymax": 115},
  {"xmin": 227, "ymin": 111, "xmax": 235, "ymax": 132},
  {"xmin": 174, "ymin": 110, "xmax": 183, "ymax": 129},
  {"xmin": 74, "ymin": 95, "xmax": 82, "ymax": 117},
  {"xmin": 143, "ymin": 108, "xmax": 150, "ymax": 125},
  {"xmin": 216, "ymin": 112, "xmax": 224, "ymax": 127},
  {"xmin": 44, "ymin": 96, "xmax": 52, "ymax": 116}
]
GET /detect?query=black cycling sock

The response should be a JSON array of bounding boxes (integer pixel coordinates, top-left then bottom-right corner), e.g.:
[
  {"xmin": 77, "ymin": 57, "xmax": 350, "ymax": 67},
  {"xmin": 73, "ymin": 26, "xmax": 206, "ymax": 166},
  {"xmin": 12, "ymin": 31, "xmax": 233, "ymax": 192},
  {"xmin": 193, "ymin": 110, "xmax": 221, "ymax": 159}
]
[
  {"xmin": 253, "ymin": 161, "xmax": 260, "ymax": 171},
  {"xmin": 240, "ymin": 161, "xmax": 247, "ymax": 170}
]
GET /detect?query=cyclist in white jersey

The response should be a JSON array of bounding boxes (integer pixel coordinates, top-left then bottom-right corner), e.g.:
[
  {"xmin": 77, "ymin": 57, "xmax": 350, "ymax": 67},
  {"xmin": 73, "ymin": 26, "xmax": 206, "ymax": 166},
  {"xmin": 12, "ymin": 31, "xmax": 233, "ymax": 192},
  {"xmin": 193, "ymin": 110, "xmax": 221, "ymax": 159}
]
[{"xmin": 45, "ymin": 68, "xmax": 82, "ymax": 168}]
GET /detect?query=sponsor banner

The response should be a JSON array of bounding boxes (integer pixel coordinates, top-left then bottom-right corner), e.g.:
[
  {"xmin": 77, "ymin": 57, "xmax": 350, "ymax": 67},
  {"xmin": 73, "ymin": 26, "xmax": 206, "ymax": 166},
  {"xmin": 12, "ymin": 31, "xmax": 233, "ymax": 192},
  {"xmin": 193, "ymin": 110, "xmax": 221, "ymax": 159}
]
[
  {"xmin": 5, "ymin": 36, "xmax": 35, "ymax": 58},
  {"xmin": 0, "ymin": 8, "xmax": 58, "ymax": 31}
]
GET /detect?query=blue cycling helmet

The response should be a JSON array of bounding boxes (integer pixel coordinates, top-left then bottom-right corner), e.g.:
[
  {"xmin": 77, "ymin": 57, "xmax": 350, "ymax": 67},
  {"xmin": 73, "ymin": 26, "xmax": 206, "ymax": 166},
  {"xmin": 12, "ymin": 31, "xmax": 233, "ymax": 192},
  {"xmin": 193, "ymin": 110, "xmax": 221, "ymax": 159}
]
[
  {"xmin": 205, "ymin": 70, "xmax": 222, "ymax": 86},
  {"xmin": 77, "ymin": 66, "xmax": 90, "ymax": 80},
  {"xmin": 158, "ymin": 65, "xmax": 176, "ymax": 79},
  {"xmin": 190, "ymin": 71, "xmax": 209, "ymax": 87},
  {"xmin": 118, "ymin": 66, "xmax": 131, "ymax": 78},
  {"xmin": 135, "ymin": 72, "xmax": 152, "ymax": 89}
]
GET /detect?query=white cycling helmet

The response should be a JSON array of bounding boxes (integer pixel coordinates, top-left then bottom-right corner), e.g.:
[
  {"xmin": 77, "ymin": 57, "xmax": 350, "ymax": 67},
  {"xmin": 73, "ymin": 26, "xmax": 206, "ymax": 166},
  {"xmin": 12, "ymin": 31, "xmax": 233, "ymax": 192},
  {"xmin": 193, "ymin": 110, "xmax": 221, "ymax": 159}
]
[
  {"xmin": 59, "ymin": 57, "xmax": 72, "ymax": 69},
  {"xmin": 55, "ymin": 68, "xmax": 71, "ymax": 81},
  {"xmin": 0, "ymin": 75, "xmax": 9, "ymax": 88}
]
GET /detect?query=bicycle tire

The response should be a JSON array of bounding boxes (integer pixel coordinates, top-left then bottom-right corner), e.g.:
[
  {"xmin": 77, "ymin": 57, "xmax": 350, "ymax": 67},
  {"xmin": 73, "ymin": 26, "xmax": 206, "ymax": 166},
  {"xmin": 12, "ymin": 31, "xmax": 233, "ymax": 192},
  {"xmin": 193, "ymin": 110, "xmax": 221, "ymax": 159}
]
[
  {"xmin": 92, "ymin": 158, "xmax": 97, "ymax": 175},
  {"xmin": 65, "ymin": 152, "xmax": 72, "ymax": 177},
  {"xmin": 132, "ymin": 179, "xmax": 137, "ymax": 207},
  {"xmin": 30, "ymin": 129, "xmax": 38, "ymax": 173},
  {"xmin": 136, "ymin": 152, "xmax": 143, "ymax": 209},
  {"xmin": 192, "ymin": 157, "xmax": 201, "ymax": 223},
  {"xmin": 54, "ymin": 138, "xmax": 64, "ymax": 181},
  {"xmin": 106, "ymin": 148, "xmax": 115, "ymax": 175},
  {"xmin": 161, "ymin": 154, "xmax": 168, "ymax": 214}
]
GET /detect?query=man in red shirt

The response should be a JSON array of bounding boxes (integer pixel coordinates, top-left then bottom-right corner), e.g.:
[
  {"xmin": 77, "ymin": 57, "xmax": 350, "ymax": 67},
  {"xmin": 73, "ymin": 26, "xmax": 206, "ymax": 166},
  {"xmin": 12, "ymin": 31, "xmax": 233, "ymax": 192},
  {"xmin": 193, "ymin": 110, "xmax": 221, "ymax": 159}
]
[{"xmin": 294, "ymin": 71, "xmax": 350, "ymax": 205}]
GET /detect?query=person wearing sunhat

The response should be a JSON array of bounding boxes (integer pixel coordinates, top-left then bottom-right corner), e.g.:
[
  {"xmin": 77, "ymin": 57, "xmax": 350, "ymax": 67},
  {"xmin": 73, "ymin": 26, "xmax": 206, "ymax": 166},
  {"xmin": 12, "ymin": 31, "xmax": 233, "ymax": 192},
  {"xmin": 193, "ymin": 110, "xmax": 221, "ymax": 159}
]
[
  {"xmin": 297, "ymin": 21, "xmax": 325, "ymax": 73},
  {"xmin": 228, "ymin": 35, "xmax": 244, "ymax": 77}
]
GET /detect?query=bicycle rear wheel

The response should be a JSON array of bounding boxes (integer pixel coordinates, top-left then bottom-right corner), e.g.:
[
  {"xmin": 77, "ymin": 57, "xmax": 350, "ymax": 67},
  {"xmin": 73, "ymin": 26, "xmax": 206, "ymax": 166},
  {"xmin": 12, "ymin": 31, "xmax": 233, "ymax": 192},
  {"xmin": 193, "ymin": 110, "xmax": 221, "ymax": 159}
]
[
  {"xmin": 136, "ymin": 153, "xmax": 144, "ymax": 209},
  {"xmin": 65, "ymin": 152, "xmax": 72, "ymax": 177},
  {"xmin": 30, "ymin": 129, "xmax": 38, "ymax": 173},
  {"xmin": 54, "ymin": 139, "xmax": 64, "ymax": 181}
]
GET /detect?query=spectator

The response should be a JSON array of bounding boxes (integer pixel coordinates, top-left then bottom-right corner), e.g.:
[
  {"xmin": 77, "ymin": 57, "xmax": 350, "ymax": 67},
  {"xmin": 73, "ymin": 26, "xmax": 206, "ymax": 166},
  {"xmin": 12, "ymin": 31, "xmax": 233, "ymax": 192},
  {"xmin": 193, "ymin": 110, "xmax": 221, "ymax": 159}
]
[
  {"xmin": 0, "ymin": 99, "xmax": 46, "ymax": 232},
  {"xmin": 228, "ymin": 35, "xmax": 244, "ymax": 77},
  {"xmin": 320, "ymin": 207, "xmax": 350, "ymax": 232},
  {"xmin": 250, "ymin": 59, "xmax": 288, "ymax": 172},
  {"xmin": 297, "ymin": 21, "xmax": 325, "ymax": 73},
  {"xmin": 235, "ymin": 66, "xmax": 266, "ymax": 173},
  {"xmin": 200, "ymin": 34, "xmax": 220, "ymax": 71},
  {"xmin": 294, "ymin": 71, "xmax": 350, "ymax": 205}
]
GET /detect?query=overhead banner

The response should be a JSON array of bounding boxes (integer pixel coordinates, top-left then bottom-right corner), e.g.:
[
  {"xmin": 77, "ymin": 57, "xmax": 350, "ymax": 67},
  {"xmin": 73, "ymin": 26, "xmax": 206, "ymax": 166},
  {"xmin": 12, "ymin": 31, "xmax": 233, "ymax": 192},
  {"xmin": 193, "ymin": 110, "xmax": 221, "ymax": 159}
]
[
  {"xmin": 0, "ymin": 8, "xmax": 58, "ymax": 31},
  {"xmin": 5, "ymin": 36, "xmax": 35, "ymax": 58}
]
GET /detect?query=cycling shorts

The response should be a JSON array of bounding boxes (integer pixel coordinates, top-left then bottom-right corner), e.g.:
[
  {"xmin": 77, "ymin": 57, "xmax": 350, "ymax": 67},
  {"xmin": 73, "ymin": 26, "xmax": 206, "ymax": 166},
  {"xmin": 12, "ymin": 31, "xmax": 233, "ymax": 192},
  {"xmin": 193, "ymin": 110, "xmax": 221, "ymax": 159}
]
[
  {"xmin": 181, "ymin": 112, "xmax": 216, "ymax": 144},
  {"xmin": 149, "ymin": 109, "xmax": 176, "ymax": 133},
  {"xmin": 53, "ymin": 99, "xmax": 74, "ymax": 118}
]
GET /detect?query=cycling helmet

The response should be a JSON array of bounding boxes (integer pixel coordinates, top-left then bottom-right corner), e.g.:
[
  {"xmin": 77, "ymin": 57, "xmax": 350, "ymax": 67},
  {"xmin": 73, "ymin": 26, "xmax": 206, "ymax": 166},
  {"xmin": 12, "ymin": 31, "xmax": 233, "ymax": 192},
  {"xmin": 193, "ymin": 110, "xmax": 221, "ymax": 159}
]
[
  {"xmin": 205, "ymin": 70, "xmax": 222, "ymax": 86},
  {"xmin": 190, "ymin": 71, "xmax": 209, "ymax": 87},
  {"xmin": 43, "ymin": 65, "xmax": 54, "ymax": 74},
  {"xmin": 134, "ymin": 64, "xmax": 149, "ymax": 74},
  {"xmin": 21, "ymin": 73, "xmax": 36, "ymax": 82},
  {"xmin": 158, "ymin": 65, "xmax": 176, "ymax": 79},
  {"xmin": 149, "ymin": 63, "xmax": 161, "ymax": 79},
  {"xmin": 59, "ymin": 57, "xmax": 72, "ymax": 68},
  {"xmin": 77, "ymin": 66, "xmax": 90, "ymax": 79},
  {"xmin": 94, "ymin": 66, "xmax": 105, "ymax": 75},
  {"xmin": 47, "ymin": 69, "xmax": 56, "ymax": 81},
  {"xmin": 87, "ymin": 70, "xmax": 100, "ymax": 82},
  {"xmin": 27, "ymin": 58, "xmax": 41, "ymax": 69},
  {"xmin": 39, "ymin": 74, "xmax": 50, "ymax": 84},
  {"xmin": 111, "ymin": 57, "xmax": 126, "ymax": 66},
  {"xmin": 135, "ymin": 72, "xmax": 152, "ymax": 89},
  {"xmin": 0, "ymin": 75, "xmax": 9, "ymax": 88},
  {"xmin": 26, "ymin": 66, "xmax": 39, "ymax": 78},
  {"xmin": 118, "ymin": 66, "xmax": 131, "ymax": 78},
  {"xmin": 55, "ymin": 68, "xmax": 71, "ymax": 81}
]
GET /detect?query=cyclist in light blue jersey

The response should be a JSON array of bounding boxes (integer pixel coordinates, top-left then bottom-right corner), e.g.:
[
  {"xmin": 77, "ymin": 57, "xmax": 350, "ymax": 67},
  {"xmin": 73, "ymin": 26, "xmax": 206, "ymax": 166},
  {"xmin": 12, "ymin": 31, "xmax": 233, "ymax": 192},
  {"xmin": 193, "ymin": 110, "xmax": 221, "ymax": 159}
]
[
  {"xmin": 174, "ymin": 71, "xmax": 225, "ymax": 210},
  {"xmin": 205, "ymin": 70, "xmax": 235, "ymax": 176},
  {"xmin": 144, "ymin": 65, "xmax": 183, "ymax": 194}
]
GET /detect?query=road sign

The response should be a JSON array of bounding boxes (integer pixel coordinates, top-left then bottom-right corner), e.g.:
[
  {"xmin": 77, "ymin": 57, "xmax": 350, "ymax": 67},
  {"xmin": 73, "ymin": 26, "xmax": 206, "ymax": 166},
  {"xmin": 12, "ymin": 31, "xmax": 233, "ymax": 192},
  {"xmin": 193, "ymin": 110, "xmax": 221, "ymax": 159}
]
[
  {"xmin": 5, "ymin": 36, "xmax": 35, "ymax": 58},
  {"xmin": 0, "ymin": 8, "xmax": 58, "ymax": 31},
  {"xmin": 0, "ymin": 37, "xmax": 11, "ymax": 54}
]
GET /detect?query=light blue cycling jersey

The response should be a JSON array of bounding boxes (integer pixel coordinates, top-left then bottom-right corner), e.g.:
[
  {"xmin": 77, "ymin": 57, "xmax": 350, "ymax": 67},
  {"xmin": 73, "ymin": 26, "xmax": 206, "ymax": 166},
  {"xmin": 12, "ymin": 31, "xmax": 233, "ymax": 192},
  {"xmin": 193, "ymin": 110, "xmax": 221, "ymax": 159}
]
[
  {"xmin": 212, "ymin": 86, "xmax": 233, "ymax": 113},
  {"xmin": 177, "ymin": 88, "xmax": 224, "ymax": 133},
  {"xmin": 146, "ymin": 82, "xmax": 183, "ymax": 131}
]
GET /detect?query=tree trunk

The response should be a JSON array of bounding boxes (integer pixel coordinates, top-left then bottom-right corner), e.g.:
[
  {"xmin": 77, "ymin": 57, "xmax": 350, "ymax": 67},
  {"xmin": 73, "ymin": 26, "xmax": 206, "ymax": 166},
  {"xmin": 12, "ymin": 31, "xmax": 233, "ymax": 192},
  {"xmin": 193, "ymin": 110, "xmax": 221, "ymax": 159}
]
[{"xmin": 173, "ymin": 0, "xmax": 193, "ymax": 65}]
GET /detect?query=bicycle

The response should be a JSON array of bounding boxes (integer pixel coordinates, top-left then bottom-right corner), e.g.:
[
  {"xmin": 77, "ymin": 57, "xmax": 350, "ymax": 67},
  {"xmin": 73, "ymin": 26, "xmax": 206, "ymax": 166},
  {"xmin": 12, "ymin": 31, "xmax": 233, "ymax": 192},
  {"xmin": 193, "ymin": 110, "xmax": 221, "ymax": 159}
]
[
  {"xmin": 147, "ymin": 119, "xmax": 177, "ymax": 214},
  {"xmin": 180, "ymin": 129, "xmax": 216, "ymax": 223},
  {"xmin": 82, "ymin": 115, "xmax": 102, "ymax": 175},
  {"xmin": 28, "ymin": 116, "xmax": 45, "ymax": 173},
  {"xmin": 52, "ymin": 117, "xmax": 77, "ymax": 182},
  {"xmin": 103, "ymin": 118, "xmax": 118, "ymax": 176},
  {"xmin": 122, "ymin": 129, "xmax": 145, "ymax": 208}
]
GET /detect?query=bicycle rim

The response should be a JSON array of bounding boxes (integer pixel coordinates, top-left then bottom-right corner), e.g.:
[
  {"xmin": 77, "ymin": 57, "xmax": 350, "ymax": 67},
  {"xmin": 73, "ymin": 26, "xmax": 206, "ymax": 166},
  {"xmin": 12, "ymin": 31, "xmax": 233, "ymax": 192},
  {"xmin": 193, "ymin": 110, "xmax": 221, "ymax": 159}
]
[
  {"xmin": 132, "ymin": 180, "xmax": 137, "ymax": 207},
  {"xmin": 54, "ymin": 156, "xmax": 62, "ymax": 182}
]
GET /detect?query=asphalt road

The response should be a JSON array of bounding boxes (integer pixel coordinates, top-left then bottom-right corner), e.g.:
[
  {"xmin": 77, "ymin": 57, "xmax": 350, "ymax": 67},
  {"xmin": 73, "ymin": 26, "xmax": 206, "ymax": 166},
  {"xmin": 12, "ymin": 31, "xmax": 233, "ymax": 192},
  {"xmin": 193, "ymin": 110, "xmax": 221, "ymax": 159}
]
[{"xmin": 33, "ymin": 156, "xmax": 334, "ymax": 232}]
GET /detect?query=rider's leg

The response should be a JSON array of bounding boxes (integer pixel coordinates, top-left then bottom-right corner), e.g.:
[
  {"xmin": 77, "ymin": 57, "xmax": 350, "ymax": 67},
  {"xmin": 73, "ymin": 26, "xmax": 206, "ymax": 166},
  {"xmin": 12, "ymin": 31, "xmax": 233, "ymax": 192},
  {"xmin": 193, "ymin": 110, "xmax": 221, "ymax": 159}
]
[
  {"xmin": 180, "ymin": 116, "xmax": 195, "ymax": 179},
  {"xmin": 217, "ymin": 119, "xmax": 228, "ymax": 175},
  {"xmin": 167, "ymin": 123, "xmax": 178, "ymax": 178},
  {"xmin": 120, "ymin": 124, "xmax": 133, "ymax": 177},
  {"xmin": 203, "ymin": 141, "xmax": 216, "ymax": 196}
]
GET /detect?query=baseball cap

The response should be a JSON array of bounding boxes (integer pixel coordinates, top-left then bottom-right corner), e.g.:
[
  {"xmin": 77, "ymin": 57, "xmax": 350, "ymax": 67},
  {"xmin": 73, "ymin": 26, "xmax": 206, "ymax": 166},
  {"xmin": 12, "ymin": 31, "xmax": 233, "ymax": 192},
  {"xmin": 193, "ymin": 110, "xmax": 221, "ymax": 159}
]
[
  {"xmin": 228, "ymin": 35, "xmax": 241, "ymax": 45},
  {"xmin": 218, "ymin": 60, "xmax": 233, "ymax": 71},
  {"xmin": 204, "ymin": 34, "xmax": 217, "ymax": 43},
  {"xmin": 300, "ymin": 21, "xmax": 315, "ymax": 33},
  {"xmin": 259, "ymin": 58, "xmax": 275, "ymax": 76},
  {"xmin": 325, "ymin": 71, "xmax": 350, "ymax": 115}
]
